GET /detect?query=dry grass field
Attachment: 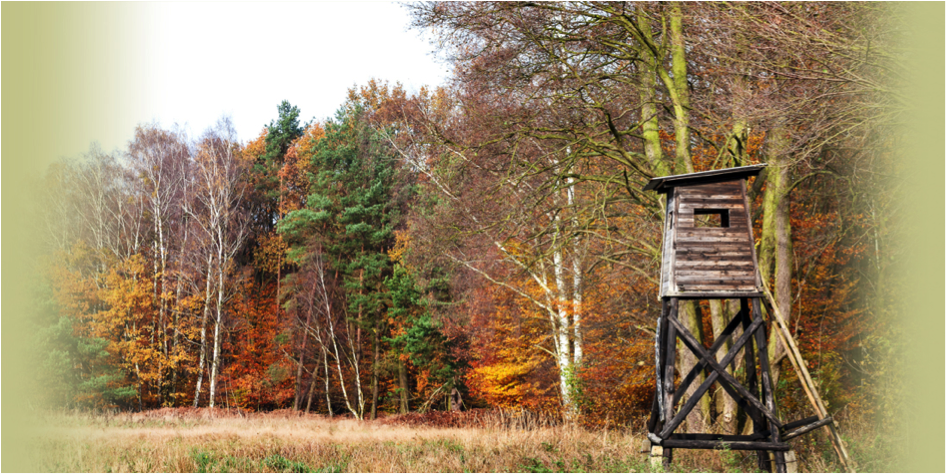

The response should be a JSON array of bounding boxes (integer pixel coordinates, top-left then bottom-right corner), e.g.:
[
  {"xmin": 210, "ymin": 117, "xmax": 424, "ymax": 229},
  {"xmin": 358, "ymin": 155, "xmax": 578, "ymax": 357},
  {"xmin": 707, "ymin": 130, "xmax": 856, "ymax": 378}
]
[
  {"xmin": 29, "ymin": 409, "xmax": 668, "ymax": 472},
  {"xmin": 27, "ymin": 408, "xmax": 884, "ymax": 472}
]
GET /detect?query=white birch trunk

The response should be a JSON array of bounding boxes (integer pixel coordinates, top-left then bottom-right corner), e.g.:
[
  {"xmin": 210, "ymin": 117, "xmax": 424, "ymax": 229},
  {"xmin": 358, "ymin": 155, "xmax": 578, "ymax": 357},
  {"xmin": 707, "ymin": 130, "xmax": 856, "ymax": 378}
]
[
  {"xmin": 192, "ymin": 253, "xmax": 214, "ymax": 407},
  {"xmin": 208, "ymin": 241, "xmax": 225, "ymax": 409}
]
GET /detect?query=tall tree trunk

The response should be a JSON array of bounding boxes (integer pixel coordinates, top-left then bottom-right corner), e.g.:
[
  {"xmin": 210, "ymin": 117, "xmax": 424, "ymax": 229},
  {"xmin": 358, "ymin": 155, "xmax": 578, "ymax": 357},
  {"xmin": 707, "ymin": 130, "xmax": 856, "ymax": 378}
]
[
  {"xmin": 667, "ymin": 5, "xmax": 710, "ymax": 432},
  {"xmin": 669, "ymin": 4, "xmax": 693, "ymax": 175},
  {"xmin": 170, "ymin": 220, "xmax": 187, "ymax": 405},
  {"xmin": 760, "ymin": 126, "xmax": 792, "ymax": 388},
  {"xmin": 153, "ymin": 202, "xmax": 170, "ymax": 406},
  {"xmin": 552, "ymin": 241, "xmax": 575, "ymax": 420},
  {"xmin": 565, "ymin": 177, "xmax": 584, "ymax": 368},
  {"xmin": 323, "ymin": 347, "xmax": 334, "ymax": 417},
  {"xmin": 355, "ymin": 271, "xmax": 365, "ymax": 418},
  {"xmin": 208, "ymin": 250, "xmax": 225, "ymax": 409},
  {"xmin": 548, "ymin": 156, "xmax": 580, "ymax": 420},
  {"xmin": 316, "ymin": 256, "xmax": 359, "ymax": 419},
  {"xmin": 398, "ymin": 358, "xmax": 409, "ymax": 414},
  {"xmin": 727, "ymin": 119, "xmax": 749, "ymax": 168},
  {"xmin": 208, "ymin": 314, "xmax": 222, "ymax": 409},
  {"xmin": 727, "ymin": 25, "xmax": 751, "ymax": 170},
  {"xmin": 294, "ymin": 309, "xmax": 312, "ymax": 410},
  {"xmin": 636, "ymin": 10, "xmax": 668, "ymax": 177},
  {"xmin": 193, "ymin": 254, "xmax": 214, "ymax": 407},
  {"xmin": 370, "ymin": 328, "xmax": 380, "ymax": 420},
  {"xmin": 571, "ymin": 250, "xmax": 583, "ymax": 367},
  {"xmin": 710, "ymin": 300, "xmax": 742, "ymax": 434},
  {"xmin": 677, "ymin": 302, "xmax": 709, "ymax": 433},
  {"xmin": 152, "ymin": 240, "xmax": 159, "ymax": 346},
  {"xmin": 712, "ymin": 50, "xmax": 751, "ymax": 433}
]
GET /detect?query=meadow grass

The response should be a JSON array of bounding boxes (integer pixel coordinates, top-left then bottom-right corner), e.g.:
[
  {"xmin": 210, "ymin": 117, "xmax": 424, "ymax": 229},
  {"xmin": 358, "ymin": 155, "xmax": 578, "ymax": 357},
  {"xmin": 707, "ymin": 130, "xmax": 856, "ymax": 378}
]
[{"xmin": 27, "ymin": 408, "xmax": 882, "ymax": 472}]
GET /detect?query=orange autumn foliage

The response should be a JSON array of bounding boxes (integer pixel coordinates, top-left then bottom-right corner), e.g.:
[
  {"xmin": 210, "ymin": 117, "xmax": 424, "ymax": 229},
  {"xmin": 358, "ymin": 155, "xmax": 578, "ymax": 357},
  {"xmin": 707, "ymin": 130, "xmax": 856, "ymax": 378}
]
[
  {"xmin": 279, "ymin": 123, "xmax": 326, "ymax": 216},
  {"xmin": 223, "ymin": 277, "xmax": 295, "ymax": 410}
]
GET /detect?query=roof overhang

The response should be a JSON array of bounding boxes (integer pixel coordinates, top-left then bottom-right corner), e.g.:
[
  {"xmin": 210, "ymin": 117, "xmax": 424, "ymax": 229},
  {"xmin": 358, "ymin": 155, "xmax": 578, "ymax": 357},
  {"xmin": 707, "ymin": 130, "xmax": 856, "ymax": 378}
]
[{"xmin": 643, "ymin": 164, "xmax": 767, "ymax": 193}]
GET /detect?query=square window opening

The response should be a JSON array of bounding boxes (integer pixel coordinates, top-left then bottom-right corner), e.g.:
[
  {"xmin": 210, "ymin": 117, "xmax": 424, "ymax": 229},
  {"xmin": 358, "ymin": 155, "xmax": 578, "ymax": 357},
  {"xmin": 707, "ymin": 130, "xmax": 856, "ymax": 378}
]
[{"xmin": 694, "ymin": 208, "xmax": 730, "ymax": 228}]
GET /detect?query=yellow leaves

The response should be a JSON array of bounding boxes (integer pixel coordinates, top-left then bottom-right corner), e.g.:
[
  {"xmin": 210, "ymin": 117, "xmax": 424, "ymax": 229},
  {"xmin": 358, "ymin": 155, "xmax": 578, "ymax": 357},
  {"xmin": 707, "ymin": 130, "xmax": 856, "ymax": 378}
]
[
  {"xmin": 469, "ymin": 356, "xmax": 546, "ymax": 407},
  {"xmin": 458, "ymin": 239, "xmax": 663, "ymax": 421},
  {"xmin": 244, "ymin": 128, "xmax": 268, "ymax": 162},
  {"xmin": 253, "ymin": 231, "xmax": 288, "ymax": 275},
  {"xmin": 299, "ymin": 122, "xmax": 326, "ymax": 146},
  {"xmin": 94, "ymin": 254, "xmax": 153, "ymax": 357},
  {"xmin": 348, "ymin": 78, "xmax": 403, "ymax": 114},
  {"xmin": 388, "ymin": 230, "xmax": 412, "ymax": 265},
  {"xmin": 498, "ymin": 238, "xmax": 529, "ymax": 259},
  {"xmin": 48, "ymin": 246, "xmax": 209, "ymax": 406},
  {"xmin": 465, "ymin": 279, "xmax": 559, "ymax": 410},
  {"xmin": 43, "ymin": 249, "xmax": 98, "ymax": 321}
]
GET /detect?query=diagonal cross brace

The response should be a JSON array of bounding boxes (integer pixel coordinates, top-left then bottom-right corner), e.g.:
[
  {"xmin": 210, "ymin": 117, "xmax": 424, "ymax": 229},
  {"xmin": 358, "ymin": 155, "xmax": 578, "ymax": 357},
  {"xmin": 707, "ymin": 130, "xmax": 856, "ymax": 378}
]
[
  {"xmin": 670, "ymin": 315, "xmax": 768, "ymax": 432},
  {"xmin": 672, "ymin": 309, "xmax": 745, "ymax": 405},
  {"xmin": 650, "ymin": 302, "xmax": 753, "ymax": 430},
  {"xmin": 672, "ymin": 309, "xmax": 767, "ymax": 427},
  {"xmin": 671, "ymin": 315, "xmax": 782, "ymax": 428},
  {"xmin": 659, "ymin": 315, "xmax": 782, "ymax": 440},
  {"xmin": 658, "ymin": 314, "xmax": 767, "ymax": 438}
]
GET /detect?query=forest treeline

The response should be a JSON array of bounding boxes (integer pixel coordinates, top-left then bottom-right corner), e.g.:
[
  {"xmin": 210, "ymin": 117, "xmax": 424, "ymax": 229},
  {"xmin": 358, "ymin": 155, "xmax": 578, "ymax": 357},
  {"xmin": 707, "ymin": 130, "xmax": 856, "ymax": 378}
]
[{"xmin": 34, "ymin": 2, "xmax": 903, "ymax": 431}]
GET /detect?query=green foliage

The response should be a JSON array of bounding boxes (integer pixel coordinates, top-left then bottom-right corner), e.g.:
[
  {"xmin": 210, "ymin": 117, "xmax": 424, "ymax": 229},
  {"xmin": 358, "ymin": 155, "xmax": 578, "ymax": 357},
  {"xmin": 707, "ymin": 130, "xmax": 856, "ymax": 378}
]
[
  {"xmin": 36, "ymin": 315, "xmax": 135, "ymax": 409},
  {"xmin": 279, "ymin": 105, "xmax": 399, "ymax": 316},
  {"xmin": 252, "ymin": 100, "xmax": 306, "ymax": 233},
  {"xmin": 266, "ymin": 363, "xmax": 290, "ymax": 386},
  {"xmin": 36, "ymin": 315, "xmax": 81, "ymax": 406},
  {"xmin": 718, "ymin": 443, "xmax": 739, "ymax": 473},
  {"xmin": 263, "ymin": 101, "xmax": 304, "ymax": 165},
  {"xmin": 385, "ymin": 264, "xmax": 459, "ymax": 386},
  {"xmin": 561, "ymin": 364, "xmax": 587, "ymax": 413}
]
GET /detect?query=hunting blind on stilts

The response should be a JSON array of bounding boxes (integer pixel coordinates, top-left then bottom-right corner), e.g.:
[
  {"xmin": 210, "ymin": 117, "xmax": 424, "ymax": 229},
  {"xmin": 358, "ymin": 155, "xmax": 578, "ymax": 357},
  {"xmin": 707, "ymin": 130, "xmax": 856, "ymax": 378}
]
[{"xmin": 643, "ymin": 165, "xmax": 850, "ymax": 473}]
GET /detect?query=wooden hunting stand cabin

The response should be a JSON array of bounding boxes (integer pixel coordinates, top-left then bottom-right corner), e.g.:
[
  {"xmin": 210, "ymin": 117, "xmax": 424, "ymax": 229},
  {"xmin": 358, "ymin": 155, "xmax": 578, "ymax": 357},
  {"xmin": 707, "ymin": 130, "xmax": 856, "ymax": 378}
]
[{"xmin": 643, "ymin": 165, "xmax": 836, "ymax": 473}]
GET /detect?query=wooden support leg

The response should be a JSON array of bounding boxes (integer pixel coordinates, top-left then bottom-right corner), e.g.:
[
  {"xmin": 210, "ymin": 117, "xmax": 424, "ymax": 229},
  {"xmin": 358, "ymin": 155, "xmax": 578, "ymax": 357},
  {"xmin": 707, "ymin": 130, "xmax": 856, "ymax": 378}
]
[
  {"xmin": 649, "ymin": 299, "xmax": 671, "ymax": 436},
  {"xmin": 753, "ymin": 298, "xmax": 786, "ymax": 473},
  {"xmin": 662, "ymin": 298, "xmax": 679, "ymax": 468},
  {"xmin": 647, "ymin": 390, "xmax": 661, "ymax": 434},
  {"xmin": 739, "ymin": 299, "xmax": 769, "ymax": 472},
  {"xmin": 672, "ymin": 312, "xmax": 744, "ymax": 406}
]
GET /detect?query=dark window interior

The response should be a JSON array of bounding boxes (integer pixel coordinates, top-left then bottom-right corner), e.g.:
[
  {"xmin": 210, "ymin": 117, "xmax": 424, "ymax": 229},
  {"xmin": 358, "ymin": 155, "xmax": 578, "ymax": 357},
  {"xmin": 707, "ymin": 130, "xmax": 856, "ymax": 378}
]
[{"xmin": 694, "ymin": 208, "xmax": 730, "ymax": 228}]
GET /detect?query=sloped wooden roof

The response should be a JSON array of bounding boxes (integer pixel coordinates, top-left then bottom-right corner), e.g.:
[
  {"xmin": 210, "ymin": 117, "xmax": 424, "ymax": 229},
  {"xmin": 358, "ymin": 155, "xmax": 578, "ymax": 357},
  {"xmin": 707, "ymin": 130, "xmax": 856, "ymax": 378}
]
[{"xmin": 643, "ymin": 164, "xmax": 767, "ymax": 193}]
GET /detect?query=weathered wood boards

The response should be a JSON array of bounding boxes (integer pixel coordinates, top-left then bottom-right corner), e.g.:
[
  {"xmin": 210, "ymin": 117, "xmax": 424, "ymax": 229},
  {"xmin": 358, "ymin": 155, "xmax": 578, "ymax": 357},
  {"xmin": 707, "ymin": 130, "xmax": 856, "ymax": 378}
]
[{"xmin": 651, "ymin": 166, "xmax": 765, "ymax": 298}]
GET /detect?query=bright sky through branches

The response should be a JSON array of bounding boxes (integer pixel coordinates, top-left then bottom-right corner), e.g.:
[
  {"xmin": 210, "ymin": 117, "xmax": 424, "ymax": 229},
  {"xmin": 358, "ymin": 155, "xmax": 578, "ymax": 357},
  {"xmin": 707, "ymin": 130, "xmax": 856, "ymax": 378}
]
[{"xmin": 137, "ymin": 2, "xmax": 448, "ymax": 145}]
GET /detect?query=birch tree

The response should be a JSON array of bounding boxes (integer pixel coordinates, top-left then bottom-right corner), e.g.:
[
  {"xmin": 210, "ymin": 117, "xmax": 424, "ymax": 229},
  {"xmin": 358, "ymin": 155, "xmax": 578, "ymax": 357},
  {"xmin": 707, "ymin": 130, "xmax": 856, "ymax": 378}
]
[
  {"xmin": 186, "ymin": 118, "xmax": 250, "ymax": 408},
  {"xmin": 128, "ymin": 124, "xmax": 191, "ymax": 404}
]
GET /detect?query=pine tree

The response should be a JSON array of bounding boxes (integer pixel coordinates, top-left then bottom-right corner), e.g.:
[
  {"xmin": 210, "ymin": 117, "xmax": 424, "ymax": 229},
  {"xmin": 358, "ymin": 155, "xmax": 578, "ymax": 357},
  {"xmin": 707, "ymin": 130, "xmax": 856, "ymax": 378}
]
[
  {"xmin": 279, "ymin": 104, "xmax": 402, "ymax": 418},
  {"xmin": 385, "ymin": 264, "xmax": 458, "ymax": 413},
  {"xmin": 251, "ymin": 100, "xmax": 304, "ymax": 234}
]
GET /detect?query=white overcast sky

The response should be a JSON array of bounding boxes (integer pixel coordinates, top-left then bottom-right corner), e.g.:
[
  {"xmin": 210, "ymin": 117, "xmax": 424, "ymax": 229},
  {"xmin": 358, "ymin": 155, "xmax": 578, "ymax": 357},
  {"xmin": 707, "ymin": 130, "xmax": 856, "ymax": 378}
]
[{"xmin": 135, "ymin": 2, "xmax": 449, "ymax": 144}]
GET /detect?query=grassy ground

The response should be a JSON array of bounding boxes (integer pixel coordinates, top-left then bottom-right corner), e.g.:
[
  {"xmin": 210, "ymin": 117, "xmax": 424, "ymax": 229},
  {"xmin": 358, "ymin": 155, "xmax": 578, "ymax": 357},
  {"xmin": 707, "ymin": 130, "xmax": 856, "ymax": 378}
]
[{"xmin": 27, "ymin": 408, "xmax": 886, "ymax": 472}]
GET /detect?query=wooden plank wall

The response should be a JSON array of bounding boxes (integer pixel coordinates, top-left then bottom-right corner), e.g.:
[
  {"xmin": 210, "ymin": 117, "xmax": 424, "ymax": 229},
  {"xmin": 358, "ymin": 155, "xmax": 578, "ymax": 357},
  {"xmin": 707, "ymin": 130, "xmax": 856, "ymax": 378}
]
[
  {"xmin": 670, "ymin": 181, "xmax": 759, "ymax": 294},
  {"xmin": 659, "ymin": 192, "xmax": 675, "ymax": 298}
]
